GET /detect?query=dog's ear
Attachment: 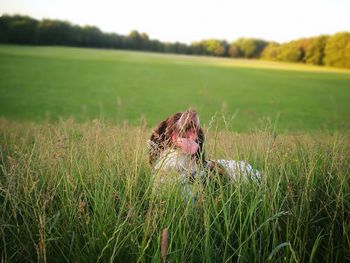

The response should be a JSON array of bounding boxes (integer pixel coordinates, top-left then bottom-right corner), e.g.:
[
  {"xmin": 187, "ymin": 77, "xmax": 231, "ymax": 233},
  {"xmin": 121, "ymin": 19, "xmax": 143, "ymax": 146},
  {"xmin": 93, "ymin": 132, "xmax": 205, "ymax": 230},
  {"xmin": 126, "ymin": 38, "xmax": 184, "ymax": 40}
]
[
  {"xmin": 195, "ymin": 127, "xmax": 205, "ymax": 163},
  {"xmin": 149, "ymin": 119, "xmax": 168, "ymax": 165},
  {"xmin": 150, "ymin": 113, "xmax": 179, "ymax": 141},
  {"xmin": 150, "ymin": 119, "xmax": 168, "ymax": 143},
  {"xmin": 149, "ymin": 113, "xmax": 181, "ymax": 165}
]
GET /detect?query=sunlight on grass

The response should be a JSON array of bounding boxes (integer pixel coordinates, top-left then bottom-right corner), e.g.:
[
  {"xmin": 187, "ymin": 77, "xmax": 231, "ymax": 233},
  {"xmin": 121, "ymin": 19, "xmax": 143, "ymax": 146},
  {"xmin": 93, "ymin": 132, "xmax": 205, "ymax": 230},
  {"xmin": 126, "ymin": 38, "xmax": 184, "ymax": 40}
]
[
  {"xmin": 0, "ymin": 118, "xmax": 349, "ymax": 262},
  {"xmin": 0, "ymin": 45, "xmax": 349, "ymax": 131}
]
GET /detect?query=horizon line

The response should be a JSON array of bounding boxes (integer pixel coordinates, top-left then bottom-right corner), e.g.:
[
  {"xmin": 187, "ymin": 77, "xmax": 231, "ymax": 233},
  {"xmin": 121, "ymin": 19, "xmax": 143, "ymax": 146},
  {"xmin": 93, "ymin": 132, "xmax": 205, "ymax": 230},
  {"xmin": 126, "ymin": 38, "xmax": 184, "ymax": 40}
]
[{"xmin": 1, "ymin": 12, "xmax": 348, "ymax": 46}]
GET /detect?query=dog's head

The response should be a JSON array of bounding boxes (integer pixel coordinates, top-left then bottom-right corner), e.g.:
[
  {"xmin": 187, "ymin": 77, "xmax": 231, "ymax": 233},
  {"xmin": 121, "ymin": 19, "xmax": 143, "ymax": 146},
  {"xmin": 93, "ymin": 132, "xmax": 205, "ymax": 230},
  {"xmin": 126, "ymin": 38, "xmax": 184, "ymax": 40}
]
[{"xmin": 148, "ymin": 109, "xmax": 205, "ymax": 168}]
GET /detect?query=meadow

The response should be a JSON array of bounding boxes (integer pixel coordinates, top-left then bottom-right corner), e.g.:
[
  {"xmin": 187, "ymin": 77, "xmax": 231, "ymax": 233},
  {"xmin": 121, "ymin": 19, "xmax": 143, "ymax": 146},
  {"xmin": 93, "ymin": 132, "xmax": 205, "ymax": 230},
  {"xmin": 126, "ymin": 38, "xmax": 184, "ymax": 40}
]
[
  {"xmin": 0, "ymin": 119, "xmax": 349, "ymax": 262},
  {"xmin": 0, "ymin": 45, "xmax": 349, "ymax": 131},
  {"xmin": 0, "ymin": 45, "xmax": 350, "ymax": 262}
]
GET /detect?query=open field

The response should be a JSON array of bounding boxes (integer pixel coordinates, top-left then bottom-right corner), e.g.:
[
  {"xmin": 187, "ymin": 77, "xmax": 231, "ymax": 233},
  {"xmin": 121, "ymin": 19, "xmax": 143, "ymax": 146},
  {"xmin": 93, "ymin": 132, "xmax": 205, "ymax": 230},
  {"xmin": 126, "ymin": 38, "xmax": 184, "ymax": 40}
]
[
  {"xmin": 0, "ymin": 45, "xmax": 350, "ymax": 262},
  {"xmin": 0, "ymin": 45, "xmax": 350, "ymax": 132},
  {"xmin": 0, "ymin": 119, "xmax": 349, "ymax": 262}
]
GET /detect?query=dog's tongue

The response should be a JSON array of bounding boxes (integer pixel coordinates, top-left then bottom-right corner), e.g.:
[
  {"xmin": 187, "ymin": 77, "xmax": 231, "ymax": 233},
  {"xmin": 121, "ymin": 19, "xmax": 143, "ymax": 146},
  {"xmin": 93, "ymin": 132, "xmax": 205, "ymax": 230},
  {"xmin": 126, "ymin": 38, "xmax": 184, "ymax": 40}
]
[{"xmin": 176, "ymin": 138, "xmax": 199, "ymax": 155}]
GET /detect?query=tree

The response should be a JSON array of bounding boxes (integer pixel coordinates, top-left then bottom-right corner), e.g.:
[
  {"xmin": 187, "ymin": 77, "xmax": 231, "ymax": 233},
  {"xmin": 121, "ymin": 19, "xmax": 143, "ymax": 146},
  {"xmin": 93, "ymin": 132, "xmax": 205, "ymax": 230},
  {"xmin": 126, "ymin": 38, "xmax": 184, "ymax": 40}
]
[
  {"xmin": 277, "ymin": 41, "xmax": 303, "ymax": 62},
  {"xmin": 190, "ymin": 41, "xmax": 205, "ymax": 55},
  {"xmin": 148, "ymin": 39, "xmax": 164, "ymax": 52},
  {"xmin": 304, "ymin": 35, "xmax": 328, "ymax": 65},
  {"xmin": 140, "ymin": 32, "xmax": 150, "ymax": 50},
  {"xmin": 173, "ymin": 42, "xmax": 189, "ymax": 54},
  {"xmin": 260, "ymin": 42, "xmax": 280, "ymax": 60},
  {"xmin": 37, "ymin": 19, "xmax": 77, "ymax": 45},
  {"xmin": 126, "ymin": 30, "xmax": 142, "ymax": 49},
  {"xmin": 0, "ymin": 15, "xmax": 9, "ymax": 42},
  {"xmin": 0, "ymin": 15, "xmax": 38, "ymax": 44},
  {"xmin": 228, "ymin": 43, "xmax": 242, "ymax": 58},
  {"xmin": 80, "ymin": 26, "xmax": 104, "ymax": 47},
  {"xmin": 234, "ymin": 38, "xmax": 268, "ymax": 58},
  {"xmin": 190, "ymin": 39, "xmax": 227, "ymax": 56},
  {"xmin": 204, "ymin": 39, "xmax": 226, "ymax": 56},
  {"xmin": 324, "ymin": 32, "xmax": 350, "ymax": 68},
  {"xmin": 0, "ymin": 14, "xmax": 348, "ymax": 68}
]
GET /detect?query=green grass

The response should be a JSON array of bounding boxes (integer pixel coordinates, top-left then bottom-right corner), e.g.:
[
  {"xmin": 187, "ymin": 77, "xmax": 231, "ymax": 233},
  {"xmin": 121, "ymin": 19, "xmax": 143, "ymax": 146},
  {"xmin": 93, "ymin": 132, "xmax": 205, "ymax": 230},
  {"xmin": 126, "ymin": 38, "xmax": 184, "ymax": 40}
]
[
  {"xmin": 0, "ymin": 119, "xmax": 349, "ymax": 262},
  {"xmin": 0, "ymin": 45, "xmax": 350, "ymax": 132},
  {"xmin": 0, "ymin": 45, "xmax": 350, "ymax": 262}
]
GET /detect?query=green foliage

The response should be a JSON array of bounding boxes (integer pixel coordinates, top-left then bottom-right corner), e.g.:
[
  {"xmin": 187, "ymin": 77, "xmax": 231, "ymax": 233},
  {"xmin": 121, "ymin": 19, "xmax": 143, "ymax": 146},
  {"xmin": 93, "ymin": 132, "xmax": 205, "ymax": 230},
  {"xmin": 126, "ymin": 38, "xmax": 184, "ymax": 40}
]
[
  {"xmin": 304, "ymin": 36, "xmax": 329, "ymax": 65},
  {"xmin": 190, "ymin": 41, "xmax": 205, "ymax": 55},
  {"xmin": 228, "ymin": 42, "xmax": 241, "ymax": 57},
  {"xmin": 190, "ymin": 39, "xmax": 227, "ymax": 56},
  {"xmin": 234, "ymin": 38, "xmax": 268, "ymax": 58},
  {"xmin": 127, "ymin": 30, "xmax": 145, "ymax": 49},
  {"xmin": 324, "ymin": 32, "xmax": 350, "ymax": 68},
  {"xmin": 277, "ymin": 41, "xmax": 303, "ymax": 62},
  {"xmin": 0, "ymin": 14, "xmax": 349, "ymax": 68},
  {"xmin": 0, "ymin": 14, "xmax": 38, "ymax": 44},
  {"xmin": 204, "ymin": 39, "xmax": 228, "ymax": 56},
  {"xmin": 1, "ymin": 119, "xmax": 349, "ymax": 262},
  {"xmin": 37, "ymin": 19, "xmax": 80, "ymax": 45},
  {"xmin": 260, "ymin": 42, "xmax": 280, "ymax": 60},
  {"xmin": 165, "ymin": 42, "xmax": 189, "ymax": 54},
  {"xmin": 0, "ymin": 15, "xmax": 178, "ymax": 53}
]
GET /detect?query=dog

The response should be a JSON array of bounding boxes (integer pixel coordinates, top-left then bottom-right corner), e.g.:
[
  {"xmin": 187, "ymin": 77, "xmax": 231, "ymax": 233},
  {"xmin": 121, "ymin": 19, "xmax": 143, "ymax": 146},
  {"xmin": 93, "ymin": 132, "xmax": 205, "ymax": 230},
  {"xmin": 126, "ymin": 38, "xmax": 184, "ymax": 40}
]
[{"xmin": 147, "ymin": 109, "xmax": 261, "ymax": 185}]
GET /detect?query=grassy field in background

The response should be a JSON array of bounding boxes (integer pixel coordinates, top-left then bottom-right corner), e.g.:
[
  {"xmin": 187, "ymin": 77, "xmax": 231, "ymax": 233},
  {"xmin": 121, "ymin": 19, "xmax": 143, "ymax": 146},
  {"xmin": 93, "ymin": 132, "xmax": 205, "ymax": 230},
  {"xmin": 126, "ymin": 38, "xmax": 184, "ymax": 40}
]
[
  {"xmin": 0, "ymin": 45, "xmax": 350, "ymax": 132},
  {"xmin": 0, "ymin": 119, "xmax": 349, "ymax": 262}
]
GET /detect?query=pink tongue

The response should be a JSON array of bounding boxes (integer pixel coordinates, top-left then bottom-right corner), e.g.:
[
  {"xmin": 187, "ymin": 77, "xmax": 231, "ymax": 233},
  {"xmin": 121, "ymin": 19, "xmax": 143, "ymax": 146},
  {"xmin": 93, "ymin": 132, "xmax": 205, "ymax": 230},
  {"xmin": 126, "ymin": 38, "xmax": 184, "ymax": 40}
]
[{"xmin": 176, "ymin": 138, "xmax": 199, "ymax": 155}]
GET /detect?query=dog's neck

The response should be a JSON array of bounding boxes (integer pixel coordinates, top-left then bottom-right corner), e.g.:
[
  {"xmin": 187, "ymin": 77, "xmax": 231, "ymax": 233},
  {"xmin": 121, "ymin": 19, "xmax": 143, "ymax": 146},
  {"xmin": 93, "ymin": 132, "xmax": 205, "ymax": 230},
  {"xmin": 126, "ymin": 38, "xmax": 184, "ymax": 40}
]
[{"xmin": 154, "ymin": 148, "xmax": 198, "ymax": 175}]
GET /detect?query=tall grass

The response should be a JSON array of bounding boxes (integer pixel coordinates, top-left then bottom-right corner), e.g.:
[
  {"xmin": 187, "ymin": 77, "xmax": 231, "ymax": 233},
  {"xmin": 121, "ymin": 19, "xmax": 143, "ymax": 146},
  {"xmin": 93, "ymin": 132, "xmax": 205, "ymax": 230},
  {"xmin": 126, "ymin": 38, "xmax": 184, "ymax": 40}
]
[{"xmin": 0, "ymin": 118, "xmax": 349, "ymax": 262}]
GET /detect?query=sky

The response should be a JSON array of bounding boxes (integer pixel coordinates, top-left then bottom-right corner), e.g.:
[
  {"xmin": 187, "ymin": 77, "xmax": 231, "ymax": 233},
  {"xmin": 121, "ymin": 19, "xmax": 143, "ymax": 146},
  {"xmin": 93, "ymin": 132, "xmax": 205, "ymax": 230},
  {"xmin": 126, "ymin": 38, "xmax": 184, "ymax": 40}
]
[{"xmin": 1, "ymin": 0, "xmax": 349, "ymax": 44}]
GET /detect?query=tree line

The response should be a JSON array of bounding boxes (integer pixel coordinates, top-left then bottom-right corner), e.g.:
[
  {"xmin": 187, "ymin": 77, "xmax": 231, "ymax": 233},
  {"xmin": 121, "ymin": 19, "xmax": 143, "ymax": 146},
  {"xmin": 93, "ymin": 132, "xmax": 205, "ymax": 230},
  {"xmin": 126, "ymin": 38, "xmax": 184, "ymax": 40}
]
[{"xmin": 1, "ymin": 14, "xmax": 349, "ymax": 68}]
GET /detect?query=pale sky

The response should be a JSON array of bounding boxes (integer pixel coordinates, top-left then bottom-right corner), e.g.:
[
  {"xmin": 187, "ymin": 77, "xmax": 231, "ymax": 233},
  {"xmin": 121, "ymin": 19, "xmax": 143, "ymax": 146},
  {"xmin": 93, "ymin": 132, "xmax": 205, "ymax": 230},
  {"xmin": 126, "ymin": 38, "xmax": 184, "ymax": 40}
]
[{"xmin": 1, "ymin": 0, "xmax": 349, "ymax": 44}]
